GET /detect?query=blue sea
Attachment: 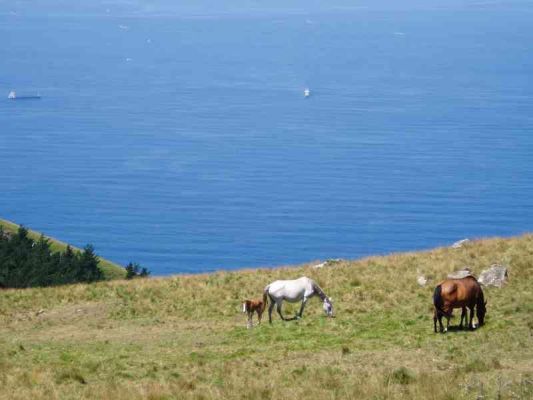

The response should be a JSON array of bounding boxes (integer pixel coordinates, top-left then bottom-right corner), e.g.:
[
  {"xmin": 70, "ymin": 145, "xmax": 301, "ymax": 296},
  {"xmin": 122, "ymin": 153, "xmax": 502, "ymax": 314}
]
[{"xmin": 1, "ymin": 1, "xmax": 532, "ymax": 274}]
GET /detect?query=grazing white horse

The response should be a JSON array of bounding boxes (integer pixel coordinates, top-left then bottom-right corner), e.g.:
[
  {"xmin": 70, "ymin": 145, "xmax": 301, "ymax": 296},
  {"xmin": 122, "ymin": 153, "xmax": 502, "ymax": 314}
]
[{"xmin": 263, "ymin": 276, "xmax": 334, "ymax": 323}]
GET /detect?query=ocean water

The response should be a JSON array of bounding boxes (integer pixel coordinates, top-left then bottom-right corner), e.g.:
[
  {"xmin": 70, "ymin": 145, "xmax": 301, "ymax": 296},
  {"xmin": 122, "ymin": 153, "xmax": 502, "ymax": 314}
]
[{"xmin": 1, "ymin": 3, "xmax": 532, "ymax": 274}]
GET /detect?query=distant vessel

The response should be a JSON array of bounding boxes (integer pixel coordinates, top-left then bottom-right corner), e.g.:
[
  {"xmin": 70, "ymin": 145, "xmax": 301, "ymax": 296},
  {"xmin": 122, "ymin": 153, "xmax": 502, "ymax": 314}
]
[
  {"xmin": 304, "ymin": 88, "xmax": 310, "ymax": 98},
  {"xmin": 7, "ymin": 90, "xmax": 41, "ymax": 100}
]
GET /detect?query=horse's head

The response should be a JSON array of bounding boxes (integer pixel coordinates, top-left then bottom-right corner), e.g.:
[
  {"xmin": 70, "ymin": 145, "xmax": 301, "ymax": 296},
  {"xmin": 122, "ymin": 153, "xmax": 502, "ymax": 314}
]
[
  {"xmin": 323, "ymin": 298, "xmax": 334, "ymax": 317},
  {"xmin": 477, "ymin": 299, "xmax": 487, "ymax": 326}
]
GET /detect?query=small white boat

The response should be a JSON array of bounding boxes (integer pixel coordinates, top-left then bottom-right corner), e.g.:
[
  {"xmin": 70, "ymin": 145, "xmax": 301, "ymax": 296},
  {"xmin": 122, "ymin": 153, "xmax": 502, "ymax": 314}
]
[
  {"xmin": 304, "ymin": 88, "xmax": 310, "ymax": 98},
  {"xmin": 7, "ymin": 90, "xmax": 41, "ymax": 100}
]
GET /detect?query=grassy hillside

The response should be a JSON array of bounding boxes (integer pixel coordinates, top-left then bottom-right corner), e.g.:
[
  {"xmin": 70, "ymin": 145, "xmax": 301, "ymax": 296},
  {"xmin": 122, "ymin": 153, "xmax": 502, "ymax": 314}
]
[
  {"xmin": 0, "ymin": 234, "xmax": 532, "ymax": 399},
  {"xmin": 0, "ymin": 218, "xmax": 126, "ymax": 280}
]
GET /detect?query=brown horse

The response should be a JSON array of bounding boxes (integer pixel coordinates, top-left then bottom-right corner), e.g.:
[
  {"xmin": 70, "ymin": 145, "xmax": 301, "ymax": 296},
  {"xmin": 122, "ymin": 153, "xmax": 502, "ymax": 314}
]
[
  {"xmin": 433, "ymin": 276, "xmax": 486, "ymax": 333},
  {"xmin": 242, "ymin": 298, "xmax": 266, "ymax": 328}
]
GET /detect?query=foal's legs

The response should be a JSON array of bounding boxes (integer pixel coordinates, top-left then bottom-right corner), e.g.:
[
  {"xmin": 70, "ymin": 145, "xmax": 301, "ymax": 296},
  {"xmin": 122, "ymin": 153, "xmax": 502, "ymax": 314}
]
[
  {"xmin": 246, "ymin": 311, "xmax": 253, "ymax": 329},
  {"xmin": 256, "ymin": 308, "xmax": 263, "ymax": 325}
]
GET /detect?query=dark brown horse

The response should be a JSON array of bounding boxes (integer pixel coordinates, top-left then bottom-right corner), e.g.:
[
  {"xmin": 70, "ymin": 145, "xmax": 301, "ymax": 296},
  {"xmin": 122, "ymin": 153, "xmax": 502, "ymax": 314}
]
[{"xmin": 433, "ymin": 276, "xmax": 486, "ymax": 333}]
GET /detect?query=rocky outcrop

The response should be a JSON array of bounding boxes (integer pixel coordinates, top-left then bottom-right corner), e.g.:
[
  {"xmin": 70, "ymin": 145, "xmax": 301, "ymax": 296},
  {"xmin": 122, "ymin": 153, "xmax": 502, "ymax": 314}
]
[
  {"xmin": 451, "ymin": 239, "xmax": 470, "ymax": 249},
  {"xmin": 312, "ymin": 259, "xmax": 342, "ymax": 269},
  {"xmin": 447, "ymin": 268, "xmax": 474, "ymax": 279},
  {"xmin": 478, "ymin": 264, "xmax": 508, "ymax": 287}
]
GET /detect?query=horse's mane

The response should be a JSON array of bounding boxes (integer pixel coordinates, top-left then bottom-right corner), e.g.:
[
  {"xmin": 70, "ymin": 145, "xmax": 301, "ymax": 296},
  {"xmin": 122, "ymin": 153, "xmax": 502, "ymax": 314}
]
[{"xmin": 312, "ymin": 281, "xmax": 328, "ymax": 301}]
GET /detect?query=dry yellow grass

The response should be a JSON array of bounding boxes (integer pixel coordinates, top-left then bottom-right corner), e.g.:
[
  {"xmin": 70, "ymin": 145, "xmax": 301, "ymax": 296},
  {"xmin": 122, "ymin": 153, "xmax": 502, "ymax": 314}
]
[{"xmin": 1, "ymin": 234, "xmax": 532, "ymax": 399}]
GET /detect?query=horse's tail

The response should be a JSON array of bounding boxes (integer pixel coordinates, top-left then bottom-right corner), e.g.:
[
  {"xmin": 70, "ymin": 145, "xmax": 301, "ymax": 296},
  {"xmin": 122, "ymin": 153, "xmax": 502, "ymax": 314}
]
[
  {"xmin": 433, "ymin": 284, "xmax": 452, "ymax": 318},
  {"xmin": 262, "ymin": 286, "xmax": 269, "ymax": 312}
]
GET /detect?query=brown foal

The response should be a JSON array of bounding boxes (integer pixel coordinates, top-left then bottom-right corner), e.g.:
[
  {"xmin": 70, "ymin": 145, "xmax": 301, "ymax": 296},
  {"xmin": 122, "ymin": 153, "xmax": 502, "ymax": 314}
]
[{"xmin": 242, "ymin": 299, "xmax": 266, "ymax": 328}]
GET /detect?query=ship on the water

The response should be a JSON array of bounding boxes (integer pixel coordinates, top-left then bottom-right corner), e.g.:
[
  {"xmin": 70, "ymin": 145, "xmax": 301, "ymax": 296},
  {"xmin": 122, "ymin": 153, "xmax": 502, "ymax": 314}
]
[{"xmin": 7, "ymin": 91, "xmax": 41, "ymax": 100}]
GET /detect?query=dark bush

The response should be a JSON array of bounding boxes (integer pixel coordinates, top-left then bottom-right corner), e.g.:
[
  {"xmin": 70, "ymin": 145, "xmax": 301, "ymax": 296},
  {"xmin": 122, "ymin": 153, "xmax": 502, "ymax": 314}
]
[
  {"xmin": 0, "ymin": 226, "xmax": 102, "ymax": 288},
  {"xmin": 125, "ymin": 262, "xmax": 150, "ymax": 279}
]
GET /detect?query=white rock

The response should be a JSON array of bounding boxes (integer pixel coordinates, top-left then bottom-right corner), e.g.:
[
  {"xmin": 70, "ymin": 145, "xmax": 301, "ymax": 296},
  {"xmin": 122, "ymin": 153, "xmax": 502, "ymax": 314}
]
[
  {"xmin": 478, "ymin": 264, "xmax": 508, "ymax": 288},
  {"xmin": 448, "ymin": 268, "xmax": 474, "ymax": 279},
  {"xmin": 451, "ymin": 239, "xmax": 470, "ymax": 249},
  {"xmin": 311, "ymin": 258, "xmax": 342, "ymax": 269},
  {"xmin": 417, "ymin": 275, "xmax": 428, "ymax": 287}
]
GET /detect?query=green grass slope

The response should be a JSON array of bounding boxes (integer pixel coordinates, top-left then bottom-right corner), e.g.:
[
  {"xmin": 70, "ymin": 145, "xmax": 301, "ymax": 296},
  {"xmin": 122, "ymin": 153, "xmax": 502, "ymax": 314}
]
[
  {"xmin": 0, "ymin": 218, "xmax": 126, "ymax": 280},
  {"xmin": 1, "ymin": 234, "xmax": 532, "ymax": 399}
]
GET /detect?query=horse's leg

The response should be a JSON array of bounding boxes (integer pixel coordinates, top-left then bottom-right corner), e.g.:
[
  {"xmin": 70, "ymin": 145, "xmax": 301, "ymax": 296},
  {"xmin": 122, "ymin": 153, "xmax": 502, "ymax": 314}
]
[
  {"xmin": 442, "ymin": 306, "xmax": 450, "ymax": 333},
  {"xmin": 469, "ymin": 306, "xmax": 475, "ymax": 329},
  {"xmin": 434, "ymin": 309, "xmax": 438, "ymax": 333},
  {"xmin": 276, "ymin": 301, "xmax": 287, "ymax": 321},
  {"xmin": 297, "ymin": 297, "xmax": 308, "ymax": 319},
  {"xmin": 460, "ymin": 307, "xmax": 466, "ymax": 329},
  {"xmin": 268, "ymin": 301, "xmax": 275, "ymax": 324},
  {"xmin": 438, "ymin": 312, "xmax": 444, "ymax": 333},
  {"xmin": 257, "ymin": 308, "xmax": 262, "ymax": 325},
  {"xmin": 247, "ymin": 311, "xmax": 253, "ymax": 329}
]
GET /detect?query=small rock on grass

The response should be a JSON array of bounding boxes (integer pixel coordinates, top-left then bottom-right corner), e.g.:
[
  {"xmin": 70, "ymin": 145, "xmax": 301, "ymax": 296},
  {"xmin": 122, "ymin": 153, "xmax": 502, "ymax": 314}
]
[
  {"xmin": 417, "ymin": 275, "xmax": 429, "ymax": 287},
  {"xmin": 448, "ymin": 268, "xmax": 474, "ymax": 279},
  {"xmin": 479, "ymin": 264, "xmax": 508, "ymax": 287},
  {"xmin": 451, "ymin": 238, "xmax": 470, "ymax": 248},
  {"xmin": 312, "ymin": 258, "xmax": 342, "ymax": 269}
]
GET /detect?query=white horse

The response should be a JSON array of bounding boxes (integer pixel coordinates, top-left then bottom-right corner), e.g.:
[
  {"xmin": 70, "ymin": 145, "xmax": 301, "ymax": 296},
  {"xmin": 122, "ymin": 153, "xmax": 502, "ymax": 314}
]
[{"xmin": 263, "ymin": 276, "xmax": 334, "ymax": 323}]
